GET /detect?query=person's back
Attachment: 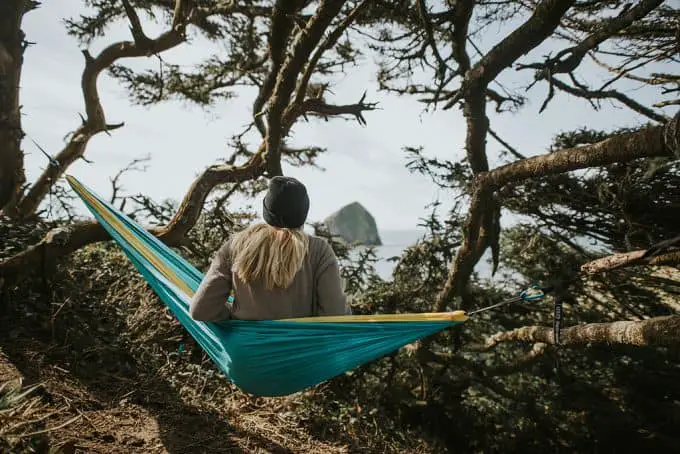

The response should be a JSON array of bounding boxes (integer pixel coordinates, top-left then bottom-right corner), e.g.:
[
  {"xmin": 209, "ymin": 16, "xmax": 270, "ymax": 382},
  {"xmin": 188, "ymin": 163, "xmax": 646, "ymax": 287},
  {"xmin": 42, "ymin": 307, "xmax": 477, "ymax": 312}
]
[{"xmin": 189, "ymin": 176, "xmax": 349, "ymax": 321}]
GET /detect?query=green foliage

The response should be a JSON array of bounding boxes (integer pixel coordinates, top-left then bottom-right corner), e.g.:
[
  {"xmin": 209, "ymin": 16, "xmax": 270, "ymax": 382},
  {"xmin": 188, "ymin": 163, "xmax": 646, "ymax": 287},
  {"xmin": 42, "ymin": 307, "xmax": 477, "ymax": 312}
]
[
  {"xmin": 0, "ymin": 381, "xmax": 44, "ymax": 412},
  {"xmin": 500, "ymin": 225, "xmax": 583, "ymax": 286},
  {"xmin": 311, "ymin": 221, "xmax": 381, "ymax": 296},
  {"xmin": 64, "ymin": 0, "xmax": 226, "ymax": 44},
  {"xmin": 503, "ymin": 127, "xmax": 680, "ymax": 252},
  {"xmin": 390, "ymin": 201, "xmax": 464, "ymax": 308},
  {"xmin": 0, "ymin": 215, "xmax": 56, "ymax": 259},
  {"xmin": 404, "ymin": 146, "xmax": 473, "ymax": 191}
]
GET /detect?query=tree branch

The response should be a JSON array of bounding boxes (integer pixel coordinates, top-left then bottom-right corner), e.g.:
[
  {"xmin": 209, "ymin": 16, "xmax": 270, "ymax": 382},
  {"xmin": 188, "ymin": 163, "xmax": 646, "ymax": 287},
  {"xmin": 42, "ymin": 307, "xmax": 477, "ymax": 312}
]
[
  {"xmin": 546, "ymin": 75, "xmax": 667, "ymax": 123},
  {"xmin": 515, "ymin": 1, "xmax": 667, "ymax": 120},
  {"xmin": 581, "ymin": 233, "xmax": 680, "ymax": 274},
  {"xmin": 264, "ymin": 0, "xmax": 348, "ymax": 175},
  {"xmin": 121, "ymin": 0, "xmax": 153, "ymax": 49},
  {"xmin": 109, "ymin": 154, "xmax": 151, "ymax": 205},
  {"xmin": 154, "ymin": 153, "xmax": 267, "ymax": 245},
  {"xmin": 476, "ymin": 115, "xmax": 678, "ymax": 189},
  {"xmin": 488, "ymin": 126, "xmax": 525, "ymax": 160},
  {"xmin": 588, "ymin": 52, "xmax": 669, "ymax": 91},
  {"xmin": 288, "ymin": 90, "xmax": 378, "ymax": 126},
  {"xmin": 581, "ymin": 249, "xmax": 680, "ymax": 274},
  {"xmin": 519, "ymin": 0, "xmax": 664, "ymax": 77},
  {"xmin": 10, "ymin": 0, "xmax": 193, "ymax": 218},
  {"xmin": 251, "ymin": 0, "xmax": 301, "ymax": 138},
  {"xmin": 484, "ymin": 315, "xmax": 680, "ymax": 348},
  {"xmin": 436, "ymin": 111, "xmax": 678, "ymax": 315},
  {"xmin": 457, "ymin": 117, "xmax": 678, "ymax": 284},
  {"xmin": 416, "ymin": 0, "xmax": 449, "ymax": 80},
  {"xmin": 293, "ymin": 0, "xmax": 369, "ymax": 107},
  {"xmin": 655, "ymin": 99, "xmax": 680, "ymax": 108},
  {"xmin": 0, "ymin": 220, "xmax": 119, "ymax": 275},
  {"xmin": 450, "ymin": 0, "xmax": 474, "ymax": 74}
]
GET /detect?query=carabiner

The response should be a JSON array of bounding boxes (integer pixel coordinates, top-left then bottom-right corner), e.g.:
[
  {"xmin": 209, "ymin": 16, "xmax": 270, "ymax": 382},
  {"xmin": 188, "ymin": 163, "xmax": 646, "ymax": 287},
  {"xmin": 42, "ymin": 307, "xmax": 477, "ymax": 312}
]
[{"xmin": 520, "ymin": 285, "xmax": 545, "ymax": 301}]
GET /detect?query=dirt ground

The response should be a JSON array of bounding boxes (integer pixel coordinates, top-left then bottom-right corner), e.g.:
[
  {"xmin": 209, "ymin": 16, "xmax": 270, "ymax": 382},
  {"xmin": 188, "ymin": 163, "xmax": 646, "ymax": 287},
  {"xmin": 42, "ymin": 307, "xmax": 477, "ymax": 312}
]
[{"xmin": 0, "ymin": 344, "xmax": 354, "ymax": 454}]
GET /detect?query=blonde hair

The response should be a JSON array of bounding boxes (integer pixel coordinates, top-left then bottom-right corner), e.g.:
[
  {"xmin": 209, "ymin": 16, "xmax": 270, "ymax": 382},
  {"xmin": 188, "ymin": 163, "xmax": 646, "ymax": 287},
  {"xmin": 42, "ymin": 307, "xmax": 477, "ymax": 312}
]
[{"xmin": 229, "ymin": 223, "xmax": 309, "ymax": 290}]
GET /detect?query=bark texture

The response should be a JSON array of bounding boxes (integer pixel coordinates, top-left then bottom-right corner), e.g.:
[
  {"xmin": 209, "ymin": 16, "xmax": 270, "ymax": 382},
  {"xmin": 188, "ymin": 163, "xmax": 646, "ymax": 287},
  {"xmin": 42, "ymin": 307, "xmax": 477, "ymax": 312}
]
[
  {"xmin": 0, "ymin": 0, "xmax": 32, "ymax": 213},
  {"xmin": 485, "ymin": 315, "xmax": 680, "ymax": 348}
]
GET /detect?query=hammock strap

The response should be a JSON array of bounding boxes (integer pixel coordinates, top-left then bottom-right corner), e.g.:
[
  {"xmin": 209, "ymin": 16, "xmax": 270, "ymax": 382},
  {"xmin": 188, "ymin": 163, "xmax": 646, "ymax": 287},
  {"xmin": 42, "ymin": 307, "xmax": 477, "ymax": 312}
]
[{"xmin": 467, "ymin": 284, "xmax": 550, "ymax": 316}]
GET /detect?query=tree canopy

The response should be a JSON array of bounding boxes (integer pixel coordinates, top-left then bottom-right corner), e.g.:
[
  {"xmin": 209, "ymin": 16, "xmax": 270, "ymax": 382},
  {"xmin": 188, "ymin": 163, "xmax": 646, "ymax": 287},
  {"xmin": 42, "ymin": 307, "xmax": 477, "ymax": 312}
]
[{"xmin": 0, "ymin": 0, "xmax": 679, "ymax": 451}]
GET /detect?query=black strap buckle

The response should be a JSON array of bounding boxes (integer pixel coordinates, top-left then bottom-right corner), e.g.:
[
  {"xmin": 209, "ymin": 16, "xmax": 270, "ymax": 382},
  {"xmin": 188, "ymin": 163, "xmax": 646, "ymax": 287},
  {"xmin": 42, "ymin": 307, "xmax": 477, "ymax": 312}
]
[{"xmin": 553, "ymin": 294, "xmax": 563, "ymax": 346}]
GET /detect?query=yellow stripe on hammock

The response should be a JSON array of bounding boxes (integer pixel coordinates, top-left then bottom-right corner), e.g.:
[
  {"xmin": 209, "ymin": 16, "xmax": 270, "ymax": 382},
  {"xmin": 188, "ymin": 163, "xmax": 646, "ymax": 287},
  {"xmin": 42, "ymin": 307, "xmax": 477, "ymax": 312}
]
[{"xmin": 283, "ymin": 311, "xmax": 468, "ymax": 323}]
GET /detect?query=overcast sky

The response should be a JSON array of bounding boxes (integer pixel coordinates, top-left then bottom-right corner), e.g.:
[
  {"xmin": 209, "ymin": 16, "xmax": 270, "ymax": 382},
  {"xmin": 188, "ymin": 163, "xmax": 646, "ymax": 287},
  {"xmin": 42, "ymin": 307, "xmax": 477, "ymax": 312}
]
[{"xmin": 19, "ymin": 3, "xmax": 674, "ymax": 231}]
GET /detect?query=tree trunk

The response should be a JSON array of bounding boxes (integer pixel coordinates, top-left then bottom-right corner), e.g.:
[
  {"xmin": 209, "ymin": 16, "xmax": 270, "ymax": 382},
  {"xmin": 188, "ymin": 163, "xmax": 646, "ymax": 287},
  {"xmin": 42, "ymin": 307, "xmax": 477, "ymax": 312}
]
[{"xmin": 0, "ymin": 0, "xmax": 31, "ymax": 214}]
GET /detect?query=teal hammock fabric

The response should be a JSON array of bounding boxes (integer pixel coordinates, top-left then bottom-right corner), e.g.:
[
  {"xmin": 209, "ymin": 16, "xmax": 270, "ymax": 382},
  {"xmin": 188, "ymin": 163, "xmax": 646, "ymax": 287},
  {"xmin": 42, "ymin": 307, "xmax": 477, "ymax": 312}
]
[{"xmin": 67, "ymin": 176, "xmax": 466, "ymax": 397}]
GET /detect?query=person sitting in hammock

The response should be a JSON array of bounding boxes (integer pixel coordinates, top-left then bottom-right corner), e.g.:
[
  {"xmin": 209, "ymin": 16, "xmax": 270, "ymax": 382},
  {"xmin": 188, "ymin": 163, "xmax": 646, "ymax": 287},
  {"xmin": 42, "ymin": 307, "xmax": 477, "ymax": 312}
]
[{"xmin": 189, "ymin": 176, "xmax": 350, "ymax": 321}]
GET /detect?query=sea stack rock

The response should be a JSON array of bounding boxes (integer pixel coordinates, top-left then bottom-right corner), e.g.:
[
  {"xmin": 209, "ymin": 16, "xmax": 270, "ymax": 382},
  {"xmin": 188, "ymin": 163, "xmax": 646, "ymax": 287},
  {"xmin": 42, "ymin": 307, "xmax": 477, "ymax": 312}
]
[{"xmin": 324, "ymin": 202, "xmax": 382, "ymax": 246}]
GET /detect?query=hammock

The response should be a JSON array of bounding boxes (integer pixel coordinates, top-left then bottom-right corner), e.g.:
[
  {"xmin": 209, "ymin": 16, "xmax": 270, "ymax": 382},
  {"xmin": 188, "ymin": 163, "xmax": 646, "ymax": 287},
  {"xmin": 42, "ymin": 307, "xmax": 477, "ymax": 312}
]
[{"xmin": 66, "ymin": 176, "xmax": 467, "ymax": 397}]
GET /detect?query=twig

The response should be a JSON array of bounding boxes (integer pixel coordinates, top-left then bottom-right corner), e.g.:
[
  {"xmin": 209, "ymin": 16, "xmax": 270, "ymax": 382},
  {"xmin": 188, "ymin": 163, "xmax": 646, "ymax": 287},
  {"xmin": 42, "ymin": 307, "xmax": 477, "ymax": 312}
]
[
  {"xmin": 294, "ymin": 91, "xmax": 379, "ymax": 126},
  {"xmin": 416, "ymin": 0, "xmax": 450, "ymax": 81},
  {"xmin": 109, "ymin": 155, "xmax": 151, "ymax": 204},
  {"xmin": 7, "ymin": 408, "xmax": 67, "ymax": 432},
  {"xmin": 548, "ymin": 76, "xmax": 667, "ymax": 123},
  {"xmin": 18, "ymin": 414, "xmax": 82, "ymax": 438},
  {"xmin": 488, "ymin": 127, "xmax": 525, "ymax": 160}
]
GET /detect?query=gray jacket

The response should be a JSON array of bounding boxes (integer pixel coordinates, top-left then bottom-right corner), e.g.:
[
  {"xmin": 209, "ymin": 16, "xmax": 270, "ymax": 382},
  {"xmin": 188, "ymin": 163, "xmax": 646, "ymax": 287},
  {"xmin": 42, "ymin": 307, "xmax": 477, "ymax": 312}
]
[{"xmin": 189, "ymin": 234, "xmax": 350, "ymax": 321}]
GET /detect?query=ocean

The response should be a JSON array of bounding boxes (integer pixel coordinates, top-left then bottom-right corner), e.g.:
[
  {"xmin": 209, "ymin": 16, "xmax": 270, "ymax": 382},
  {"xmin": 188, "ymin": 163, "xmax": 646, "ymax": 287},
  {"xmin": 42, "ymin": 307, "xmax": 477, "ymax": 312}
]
[
  {"xmin": 371, "ymin": 230, "xmax": 425, "ymax": 279},
  {"xmin": 371, "ymin": 230, "xmax": 494, "ymax": 281}
]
